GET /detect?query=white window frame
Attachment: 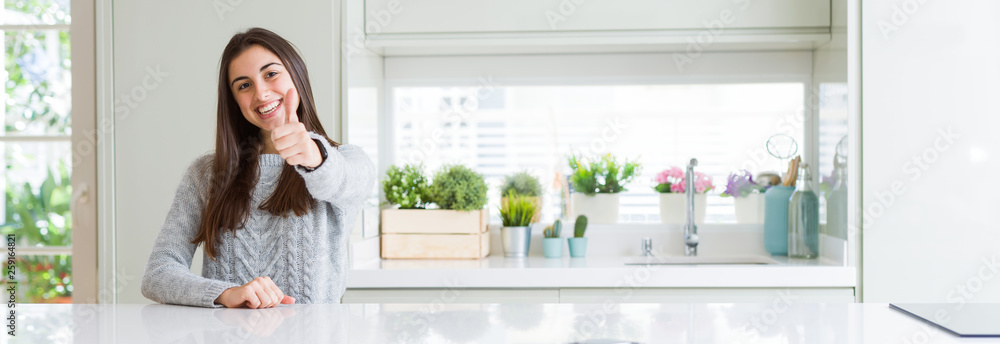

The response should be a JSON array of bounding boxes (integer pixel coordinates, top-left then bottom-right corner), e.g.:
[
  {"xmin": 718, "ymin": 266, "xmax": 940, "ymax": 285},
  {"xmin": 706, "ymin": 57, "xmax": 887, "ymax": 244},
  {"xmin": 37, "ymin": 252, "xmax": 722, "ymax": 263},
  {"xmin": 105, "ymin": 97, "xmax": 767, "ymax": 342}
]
[
  {"xmin": 380, "ymin": 51, "xmax": 819, "ymax": 223},
  {"xmin": 0, "ymin": 6, "xmax": 95, "ymax": 301}
]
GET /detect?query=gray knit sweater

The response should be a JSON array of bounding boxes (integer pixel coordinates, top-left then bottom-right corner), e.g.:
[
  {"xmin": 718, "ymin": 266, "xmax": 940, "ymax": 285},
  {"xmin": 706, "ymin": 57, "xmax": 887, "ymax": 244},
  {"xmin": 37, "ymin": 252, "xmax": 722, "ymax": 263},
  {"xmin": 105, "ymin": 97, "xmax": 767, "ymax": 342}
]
[{"xmin": 141, "ymin": 133, "xmax": 375, "ymax": 308}]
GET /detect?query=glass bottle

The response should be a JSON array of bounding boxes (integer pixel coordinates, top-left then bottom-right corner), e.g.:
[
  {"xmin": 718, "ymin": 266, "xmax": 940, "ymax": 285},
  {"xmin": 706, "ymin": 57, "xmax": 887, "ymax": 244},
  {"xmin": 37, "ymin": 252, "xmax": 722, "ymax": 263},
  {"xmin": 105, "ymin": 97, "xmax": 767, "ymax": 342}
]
[
  {"xmin": 826, "ymin": 161, "xmax": 848, "ymax": 239},
  {"xmin": 788, "ymin": 163, "xmax": 819, "ymax": 258}
]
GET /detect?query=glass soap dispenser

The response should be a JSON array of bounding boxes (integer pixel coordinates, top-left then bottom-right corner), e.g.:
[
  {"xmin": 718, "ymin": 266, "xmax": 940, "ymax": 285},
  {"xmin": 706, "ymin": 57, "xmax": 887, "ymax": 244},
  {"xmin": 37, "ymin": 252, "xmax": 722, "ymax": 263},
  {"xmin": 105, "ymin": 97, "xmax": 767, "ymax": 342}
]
[{"xmin": 788, "ymin": 163, "xmax": 819, "ymax": 258}]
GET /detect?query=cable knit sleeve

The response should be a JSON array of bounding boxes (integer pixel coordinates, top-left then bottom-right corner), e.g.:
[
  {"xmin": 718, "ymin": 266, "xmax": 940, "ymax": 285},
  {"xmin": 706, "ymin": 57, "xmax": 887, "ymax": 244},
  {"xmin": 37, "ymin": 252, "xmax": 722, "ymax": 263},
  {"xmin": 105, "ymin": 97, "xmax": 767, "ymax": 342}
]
[
  {"xmin": 295, "ymin": 132, "xmax": 376, "ymax": 211},
  {"xmin": 141, "ymin": 155, "xmax": 241, "ymax": 308}
]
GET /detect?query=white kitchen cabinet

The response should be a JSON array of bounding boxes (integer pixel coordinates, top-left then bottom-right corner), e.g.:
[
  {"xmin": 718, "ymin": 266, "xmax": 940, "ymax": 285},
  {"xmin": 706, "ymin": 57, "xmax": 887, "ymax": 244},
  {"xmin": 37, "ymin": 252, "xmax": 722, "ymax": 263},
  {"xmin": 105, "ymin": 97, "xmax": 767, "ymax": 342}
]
[
  {"xmin": 558, "ymin": 288, "xmax": 855, "ymax": 303},
  {"xmin": 342, "ymin": 289, "xmax": 560, "ymax": 303},
  {"xmin": 365, "ymin": 0, "xmax": 830, "ymax": 35},
  {"xmin": 343, "ymin": 287, "xmax": 854, "ymax": 304},
  {"xmin": 861, "ymin": 0, "xmax": 1000, "ymax": 303}
]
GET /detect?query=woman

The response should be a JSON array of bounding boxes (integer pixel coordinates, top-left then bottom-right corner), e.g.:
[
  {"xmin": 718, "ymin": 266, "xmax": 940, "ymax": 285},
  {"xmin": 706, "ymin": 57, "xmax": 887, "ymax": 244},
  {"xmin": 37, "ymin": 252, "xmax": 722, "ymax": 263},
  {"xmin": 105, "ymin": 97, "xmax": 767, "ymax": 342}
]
[{"xmin": 140, "ymin": 28, "xmax": 375, "ymax": 308}]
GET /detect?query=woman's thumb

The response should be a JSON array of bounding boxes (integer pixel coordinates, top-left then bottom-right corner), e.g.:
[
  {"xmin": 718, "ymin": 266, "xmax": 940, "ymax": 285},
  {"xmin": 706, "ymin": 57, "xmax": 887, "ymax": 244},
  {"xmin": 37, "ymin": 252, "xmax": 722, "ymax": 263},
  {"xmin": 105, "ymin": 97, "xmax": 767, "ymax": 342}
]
[{"xmin": 281, "ymin": 295, "xmax": 296, "ymax": 304}]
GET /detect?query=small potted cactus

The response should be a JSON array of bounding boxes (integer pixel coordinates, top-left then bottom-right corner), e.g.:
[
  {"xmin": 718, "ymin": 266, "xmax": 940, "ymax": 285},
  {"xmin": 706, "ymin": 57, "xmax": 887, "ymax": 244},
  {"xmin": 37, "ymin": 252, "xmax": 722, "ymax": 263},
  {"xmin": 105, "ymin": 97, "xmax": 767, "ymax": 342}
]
[
  {"xmin": 567, "ymin": 215, "xmax": 588, "ymax": 257},
  {"xmin": 542, "ymin": 219, "xmax": 563, "ymax": 258}
]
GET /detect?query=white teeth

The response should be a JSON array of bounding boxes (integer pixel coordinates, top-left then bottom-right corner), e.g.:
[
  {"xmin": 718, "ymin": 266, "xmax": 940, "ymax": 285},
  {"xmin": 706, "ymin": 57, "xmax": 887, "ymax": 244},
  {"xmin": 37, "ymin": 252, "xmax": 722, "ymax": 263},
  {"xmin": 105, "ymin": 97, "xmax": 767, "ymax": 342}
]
[{"xmin": 258, "ymin": 100, "xmax": 280, "ymax": 115}]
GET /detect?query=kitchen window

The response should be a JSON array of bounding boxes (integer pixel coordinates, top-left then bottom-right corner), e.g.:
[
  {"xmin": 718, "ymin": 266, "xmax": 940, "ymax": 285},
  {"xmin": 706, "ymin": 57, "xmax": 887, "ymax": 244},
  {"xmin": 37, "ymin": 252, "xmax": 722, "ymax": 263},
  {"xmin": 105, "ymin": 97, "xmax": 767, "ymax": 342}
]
[
  {"xmin": 1, "ymin": 0, "xmax": 74, "ymax": 303},
  {"xmin": 382, "ymin": 52, "xmax": 815, "ymax": 224}
]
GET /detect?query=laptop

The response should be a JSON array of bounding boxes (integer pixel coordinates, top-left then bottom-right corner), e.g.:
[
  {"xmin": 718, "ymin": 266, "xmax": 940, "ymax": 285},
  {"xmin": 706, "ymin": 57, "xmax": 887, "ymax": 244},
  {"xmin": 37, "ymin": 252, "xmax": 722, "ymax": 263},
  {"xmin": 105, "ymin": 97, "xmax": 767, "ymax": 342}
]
[{"xmin": 890, "ymin": 303, "xmax": 1000, "ymax": 337}]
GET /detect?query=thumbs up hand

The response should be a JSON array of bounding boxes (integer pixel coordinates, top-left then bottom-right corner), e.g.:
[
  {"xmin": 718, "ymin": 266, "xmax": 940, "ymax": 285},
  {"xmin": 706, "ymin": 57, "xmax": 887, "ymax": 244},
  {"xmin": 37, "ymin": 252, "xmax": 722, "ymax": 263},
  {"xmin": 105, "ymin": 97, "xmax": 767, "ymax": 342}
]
[{"xmin": 270, "ymin": 88, "xmax": 323, "ymax": 169}]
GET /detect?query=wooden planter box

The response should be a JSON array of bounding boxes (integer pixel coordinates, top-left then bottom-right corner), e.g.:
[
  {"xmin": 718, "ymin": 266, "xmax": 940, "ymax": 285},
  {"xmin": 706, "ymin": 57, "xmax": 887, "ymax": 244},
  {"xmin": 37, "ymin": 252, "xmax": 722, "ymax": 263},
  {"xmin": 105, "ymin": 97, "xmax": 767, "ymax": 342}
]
[{"xmin": 381, "ymin": 209, "xmax": 490, "ymax": 259}]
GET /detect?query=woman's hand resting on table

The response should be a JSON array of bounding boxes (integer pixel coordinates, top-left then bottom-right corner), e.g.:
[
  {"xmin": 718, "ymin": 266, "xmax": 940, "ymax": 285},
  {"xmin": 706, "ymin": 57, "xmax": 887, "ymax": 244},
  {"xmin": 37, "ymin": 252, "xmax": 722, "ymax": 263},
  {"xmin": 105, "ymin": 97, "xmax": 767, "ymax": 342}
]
[{"xmin": 215, "ymin": 276, "xmax": 296, "ymax": 308}]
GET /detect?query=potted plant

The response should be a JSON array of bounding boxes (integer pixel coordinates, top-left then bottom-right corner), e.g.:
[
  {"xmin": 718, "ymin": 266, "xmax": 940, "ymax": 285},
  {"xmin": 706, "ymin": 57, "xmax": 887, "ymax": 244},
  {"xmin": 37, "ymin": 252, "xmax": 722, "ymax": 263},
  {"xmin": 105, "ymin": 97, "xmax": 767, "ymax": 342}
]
[
  {"xmin": 499, "ymin": 191, "xmax": 538, "ymax": 257},
  {"xmin": 568, "ymin": 215, "xmax": 588, "ymax": 257},
  {"xmin": 567, "ymin": 154, "xmax": 641, "ymax": 224},
  {"xmin": 722, "ymin": 170, "xmax": 767, "ymax": 224},
  {"xmin": 652, "ymin": 166, "xmax": 713, "ymax": 224},
  {"xmin": 500, "ymin": 171, "xmax": 543, "ymax": 223},
  {"xmin": 429, "ymin": 165, "xmax": 490, "ymax": 211},
  {"xmin": 382, "ymin": 163, "xmax": 431, "ymax": 209},
  {"xmin": 542, "ymin": 219, "xmax": 563, "ymax": 258},
  {"xmin": 381, "ymin": 164, "xmax": 491, "ymax": 259}
]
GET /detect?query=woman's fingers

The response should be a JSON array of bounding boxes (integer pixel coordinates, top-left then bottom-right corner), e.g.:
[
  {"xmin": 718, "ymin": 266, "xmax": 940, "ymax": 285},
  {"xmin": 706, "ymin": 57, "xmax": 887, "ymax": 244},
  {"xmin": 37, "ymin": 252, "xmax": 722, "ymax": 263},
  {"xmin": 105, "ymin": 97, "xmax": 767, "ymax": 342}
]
[
  {"xmin": 266, "ymin": 278, "xmax": 285, "ymax": 308},
  {"xmin": 270, "ymin": 122, "xmax": 306, "ymax": 146},
  {"xmin": 285, "ymin": 87, "xmax": 300, "ymax": 124},
  {"xmin": 219, "ymin": 277, "xmax": 294, "ymax": 309},
  {"xmin": 242, "ymin": 287, "xmax": 262, "ymax": 309},
  {"xmin": 274, "ymin": 134, "xmax": 321, "ymax": 168},
  {"xmin": 259, "ymin": 277, "xmax": 282, "ymax": 308},
  {"xmin": 272, "ymin": 128, "xmax": 308, "ymax": 153},
  {"xmin": 253, "ymin": 288, "xmax": 273, "ymax": 309}
]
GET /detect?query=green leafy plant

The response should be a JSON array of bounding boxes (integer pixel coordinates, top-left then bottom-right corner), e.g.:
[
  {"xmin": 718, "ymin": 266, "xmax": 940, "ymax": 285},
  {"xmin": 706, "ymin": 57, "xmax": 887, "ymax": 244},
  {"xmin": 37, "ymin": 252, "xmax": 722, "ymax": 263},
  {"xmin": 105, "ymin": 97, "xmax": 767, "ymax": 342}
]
[
  {"xmin": 501, "ymin": 171, "xmax": 542, "ymax": 197},
  {"xmin": 568, "ymin": 154, "xmax": 642, "ymax": 195},
  {"xmin": 16, "ymin": 255, "xmax": 71, "ymax": 303},
  {"xmin": 499, "ymin": 192, "xmax": 537, "ymax": 227},
  {"xmin": 382, "ymin": 163, "xmax": 431, "ymax": 209},
  {"xmin": 429, "ymin": 165, "xmax": 488, "ymax": 211},
  {"xmin": 574, "ymin": 215, "xmax": 588, "ymax": 238},
  {"xmin": 6, "ymin": 28, "xmax": 72, "ymax": 135},
  {"xmin": 1, "ymin": 162, "xmax": 73, "ymax": 302},
  {"xmin": 543, "ymin": 219, "xmax": 563, "ymax": 238}
]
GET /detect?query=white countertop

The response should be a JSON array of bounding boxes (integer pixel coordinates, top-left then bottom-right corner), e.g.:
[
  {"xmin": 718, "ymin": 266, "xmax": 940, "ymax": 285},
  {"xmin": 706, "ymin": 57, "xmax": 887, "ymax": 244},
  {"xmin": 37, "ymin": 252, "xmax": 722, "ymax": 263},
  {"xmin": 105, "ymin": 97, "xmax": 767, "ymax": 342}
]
[
  {"xmin": 347, "ymin": 255, "xmax": 856, "ymax": 288},
  {"xmin": 14, "ymin": 303, "xmax": 996, "ymax": 343}
]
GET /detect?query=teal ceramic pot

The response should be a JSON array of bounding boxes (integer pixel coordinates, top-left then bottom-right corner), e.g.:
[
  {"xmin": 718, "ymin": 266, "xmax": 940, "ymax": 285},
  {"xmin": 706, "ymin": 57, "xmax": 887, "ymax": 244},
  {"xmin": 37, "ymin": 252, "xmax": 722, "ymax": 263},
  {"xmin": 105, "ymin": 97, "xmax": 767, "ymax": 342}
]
[
  {"xmin": 763, "ymin": 185, "xmax": 796, "ymax": 255},
  {"xmin": 543, "ymin": 238, "xmax": 563, "ymax": 258},
  {"xmin": 567, "ymin": 238, "xmax": 588, "ymax": 258}
]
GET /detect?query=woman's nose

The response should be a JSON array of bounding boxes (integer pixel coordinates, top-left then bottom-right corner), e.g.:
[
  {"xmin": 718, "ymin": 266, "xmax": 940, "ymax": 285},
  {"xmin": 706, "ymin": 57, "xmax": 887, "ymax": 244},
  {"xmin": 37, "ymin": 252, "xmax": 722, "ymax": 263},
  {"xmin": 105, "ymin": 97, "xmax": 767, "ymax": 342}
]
[{"xmin": 255, "ymin": 87, "xmax": 271, "ymax": 102}]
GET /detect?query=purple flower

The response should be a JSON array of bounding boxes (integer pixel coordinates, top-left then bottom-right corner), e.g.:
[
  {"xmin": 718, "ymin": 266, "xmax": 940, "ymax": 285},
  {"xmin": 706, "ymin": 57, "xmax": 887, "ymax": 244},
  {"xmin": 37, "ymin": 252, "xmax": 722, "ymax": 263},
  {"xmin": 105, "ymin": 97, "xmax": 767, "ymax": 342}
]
[{"xmin": 723, "ymin": 170, "xmax": 763, "ymax": 198}]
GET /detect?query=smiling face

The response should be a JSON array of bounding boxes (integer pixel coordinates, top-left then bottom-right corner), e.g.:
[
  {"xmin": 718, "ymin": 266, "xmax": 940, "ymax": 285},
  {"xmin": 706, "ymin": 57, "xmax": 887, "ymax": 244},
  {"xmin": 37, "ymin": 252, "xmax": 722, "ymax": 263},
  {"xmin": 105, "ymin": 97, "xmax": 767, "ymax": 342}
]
[{"xmin": 227, "ymin": 44, "xmax": 299, "ymax": 133}]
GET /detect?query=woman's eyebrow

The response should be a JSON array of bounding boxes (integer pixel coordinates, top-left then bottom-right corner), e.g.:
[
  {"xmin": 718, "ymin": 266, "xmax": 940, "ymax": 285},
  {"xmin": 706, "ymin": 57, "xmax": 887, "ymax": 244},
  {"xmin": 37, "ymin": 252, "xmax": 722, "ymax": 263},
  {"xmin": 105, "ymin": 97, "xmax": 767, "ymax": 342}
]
[{"xmin": 230, "ymin": 62, "xmax": 284, "ymax": 87}]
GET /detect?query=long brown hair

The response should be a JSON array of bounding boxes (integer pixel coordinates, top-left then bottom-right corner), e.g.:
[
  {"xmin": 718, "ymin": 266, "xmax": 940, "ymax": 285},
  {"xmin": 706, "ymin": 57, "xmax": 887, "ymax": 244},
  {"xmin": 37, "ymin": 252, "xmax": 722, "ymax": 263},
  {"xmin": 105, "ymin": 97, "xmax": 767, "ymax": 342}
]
[{"xmin": 193, "ymin": 27, "xmax": 339, "ymax": 260}]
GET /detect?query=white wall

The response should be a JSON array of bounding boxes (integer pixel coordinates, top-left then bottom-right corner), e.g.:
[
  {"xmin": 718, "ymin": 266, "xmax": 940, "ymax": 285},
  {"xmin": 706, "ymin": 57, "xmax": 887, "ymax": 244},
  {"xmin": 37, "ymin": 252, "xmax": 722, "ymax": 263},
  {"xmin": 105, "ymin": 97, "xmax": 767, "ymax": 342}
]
[
  {"xmin": 862, "ymin": 1, "xmax": 1000, "ymax": 302},
  {"xmin": 112, "ymin": 0, "xmax": 341, "ymax": 303}
]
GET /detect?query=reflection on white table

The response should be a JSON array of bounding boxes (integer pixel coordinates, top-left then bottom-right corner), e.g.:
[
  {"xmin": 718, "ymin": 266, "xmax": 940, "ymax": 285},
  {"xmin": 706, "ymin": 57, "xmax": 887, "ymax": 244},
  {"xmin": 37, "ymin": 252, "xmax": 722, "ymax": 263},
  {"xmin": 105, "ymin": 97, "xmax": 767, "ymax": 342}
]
[{"xmin": 11, "ymin": 303, "xmax": 1000, "ymax": 343}]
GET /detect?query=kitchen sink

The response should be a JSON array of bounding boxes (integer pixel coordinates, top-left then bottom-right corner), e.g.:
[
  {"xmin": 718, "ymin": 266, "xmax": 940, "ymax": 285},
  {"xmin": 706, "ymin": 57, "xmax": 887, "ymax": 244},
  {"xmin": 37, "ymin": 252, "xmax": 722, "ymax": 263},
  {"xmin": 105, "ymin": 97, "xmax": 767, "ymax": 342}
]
[{"xmin": 623, "ymin": 255, "xmax": 779, "ymax": 265}]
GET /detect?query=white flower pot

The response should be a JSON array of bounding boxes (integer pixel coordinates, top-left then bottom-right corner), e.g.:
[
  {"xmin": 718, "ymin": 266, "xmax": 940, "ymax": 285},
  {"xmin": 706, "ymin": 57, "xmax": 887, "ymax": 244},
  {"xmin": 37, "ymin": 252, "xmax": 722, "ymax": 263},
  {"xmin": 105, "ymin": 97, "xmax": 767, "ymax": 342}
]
[
  {"xmin": 734, "ymin": 193, "xmax": 765, "ymax": 224},
  {"xmin": 658, "ymin": 193, "xmax": 706, "ymax": 224},
  {"xmin": 571, "ymin": 193, "xmax": 620, "ymax": 224}
]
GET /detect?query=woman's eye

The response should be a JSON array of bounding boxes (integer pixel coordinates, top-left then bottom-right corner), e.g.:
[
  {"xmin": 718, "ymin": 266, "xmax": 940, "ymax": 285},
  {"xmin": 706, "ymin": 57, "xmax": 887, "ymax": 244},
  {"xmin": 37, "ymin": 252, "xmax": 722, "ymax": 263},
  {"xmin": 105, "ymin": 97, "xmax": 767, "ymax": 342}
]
[
  {"xmin": 238, "ymin": 82, "xmax": 250, "ymax": 90},
  {"xmin": 266, "ymin": 71, "xmax": 278, "ymax": 78}
]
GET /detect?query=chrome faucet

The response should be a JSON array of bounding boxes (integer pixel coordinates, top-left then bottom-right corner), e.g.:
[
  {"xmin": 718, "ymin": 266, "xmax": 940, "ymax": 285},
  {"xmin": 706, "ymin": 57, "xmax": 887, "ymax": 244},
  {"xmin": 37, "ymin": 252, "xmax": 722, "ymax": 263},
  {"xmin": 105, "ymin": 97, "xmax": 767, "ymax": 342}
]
[
  {"xmin": 684, "ymin": 158, "xmax": 699, "ymax": 256},
  {"xmin": 641, "ymin": 237, "xmax": 653, "ymax": 257}
]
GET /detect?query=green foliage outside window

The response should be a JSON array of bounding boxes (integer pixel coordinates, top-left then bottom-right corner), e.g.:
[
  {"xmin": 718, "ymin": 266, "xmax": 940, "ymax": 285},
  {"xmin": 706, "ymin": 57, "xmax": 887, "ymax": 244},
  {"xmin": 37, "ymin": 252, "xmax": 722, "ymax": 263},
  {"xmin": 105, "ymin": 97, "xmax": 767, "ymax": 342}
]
[
  {"xmin": 4, "ymin": 3, "xmax": 73, "ymax": 135},
  {"xmin": 1, "ymin": 162, "xmax": 73, "ymax": 302},
  {"xmin": 2, "ymin": 0, "xmax": 76, "ymax": 303}
]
